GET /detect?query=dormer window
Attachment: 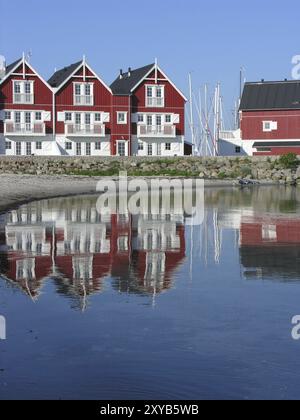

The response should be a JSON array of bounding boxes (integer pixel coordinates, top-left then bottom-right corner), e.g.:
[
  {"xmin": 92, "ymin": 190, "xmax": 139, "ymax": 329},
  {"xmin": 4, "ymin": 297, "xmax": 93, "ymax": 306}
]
[
  {"xmin": 74, "ymin": 83, "xmax": 94, "ymax": 106},
  {"xmin": 13, "ymin": 80, "xmax": 34, "ymax": 104},
  {"xmin": 146, "ymin": 85, "xmax": 165, "ymax": 107}
]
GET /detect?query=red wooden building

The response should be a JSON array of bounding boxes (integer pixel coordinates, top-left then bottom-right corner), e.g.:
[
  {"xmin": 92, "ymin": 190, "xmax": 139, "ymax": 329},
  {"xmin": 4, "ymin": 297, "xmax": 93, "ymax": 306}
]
[
  {"xmin": 48, "ymin": 57, "xmax": 112, "ymax": 156},
  {"xmin": 110, "ymin": 63, "xmax": 187, "ymax": 156},
  {"xmin": 1, "ymin": 56, "xmax": 187, "ymax": 157},
  {"xmin": 0, "ymin": 55, "xmax": 54, "ymax": 156},
  {"xmin": 240, "ymin": 80, "xmax": 300, "ymax": 156}
]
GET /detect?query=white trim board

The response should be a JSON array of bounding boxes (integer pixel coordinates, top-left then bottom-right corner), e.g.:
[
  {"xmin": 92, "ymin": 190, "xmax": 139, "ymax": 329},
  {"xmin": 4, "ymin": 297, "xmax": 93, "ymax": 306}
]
[{"xmin": 130, "ymin": 64, "xmax": 187, "ymax": 102}]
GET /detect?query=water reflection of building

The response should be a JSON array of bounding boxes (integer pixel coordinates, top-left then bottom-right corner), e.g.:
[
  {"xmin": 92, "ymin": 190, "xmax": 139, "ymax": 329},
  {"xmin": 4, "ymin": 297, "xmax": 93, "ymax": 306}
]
[
  {"xmin": 240, "ymin": 215, "xmax": 300, "ymax": 280},
  {"xmin": 0, "ymin": 197, "xmax": 186, "ymax": 309}
]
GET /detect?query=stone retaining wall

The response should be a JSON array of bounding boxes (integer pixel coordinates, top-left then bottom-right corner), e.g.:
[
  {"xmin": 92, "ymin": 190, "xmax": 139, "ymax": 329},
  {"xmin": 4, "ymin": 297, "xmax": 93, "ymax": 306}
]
[{"xmin": 0, "ymin": 156, "xmax": 299, "ymax": 183}]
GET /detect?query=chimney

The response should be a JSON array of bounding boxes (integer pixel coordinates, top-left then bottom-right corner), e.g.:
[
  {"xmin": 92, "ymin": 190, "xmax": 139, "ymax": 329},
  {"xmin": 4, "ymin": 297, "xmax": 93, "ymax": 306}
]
[
  {"xmin": 128, "ymin": 67, "xmax": 132, "ymax": 77},
  {"xmin": 0, "ymin": 55, "xmax": 6, "ymax": 80},
  {"xmin": 120, "ymin": 69, "xmax": 123, "ymax": 79}
]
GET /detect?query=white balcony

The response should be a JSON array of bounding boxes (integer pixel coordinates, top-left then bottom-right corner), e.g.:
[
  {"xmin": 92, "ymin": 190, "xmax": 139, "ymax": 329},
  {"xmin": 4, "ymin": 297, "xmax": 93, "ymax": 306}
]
[
  {"xmin": 4, "ymin": 122, "xmax": 46, "ymax": 136},
  {"xmin": 65, "ymin": 123, "xmax": 105, "ymax": 137},
  {"xmin": 13, "ymin": 94, "xmax": 34, "ymax": 104},
  {"xmin": 74, "ymin": 95, "xmax": 94, "ymax": 106},
  {"xmin": 137, "ymin": 125, "xmax": 176, "ymax": 138},
  {"xmin": 146, "ymin": 97, "xmax": 165, "ymax": 107}
]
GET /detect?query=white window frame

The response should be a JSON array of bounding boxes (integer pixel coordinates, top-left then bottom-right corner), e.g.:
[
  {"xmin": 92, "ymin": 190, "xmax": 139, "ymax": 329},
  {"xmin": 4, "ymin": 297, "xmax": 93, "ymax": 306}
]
[
  {"xmin": 117, "ymin": 112, "xmax": 128, "ymax": 125},
  {"xmin": 117, "ymin": 140, "xmax": 126, "ymax": 156},
  {"xmin": 263, "ymin": 120, "xmax": 278, "ymax": 132},
  {"xmin": 35, "ymin": 112, "xmax": 42, "ymax": 121},
  {"xmin": 5, "ymin": 141, "xmax": 12, "ymax": 150},
  {"xmin": 95, "ymin": 141, "xmax": 102, "ymax": 150},
  {"xmin": 36, "ymin": 141, "xmax": 42, "ymax": 150},
  {"xmin": 13, "ymin": 80, "xmax": 34, "ymax": 104},
  {"xmin": 146, "ymin": 85, "xmax": 165, "ymax": 108},
  {"xmin": 73, "ymin": 83, "xmax": 94, "ymax": 106},
  {"xmin": 65, "ymin": 112, "xmax": 72, "ymax": 122},
  {"xmin": 4, "ymin": 111, "xmax": 11, "ymax": 120},
  {"xmin": 165, "ymin": 143, "xmax": 171, "ymax": 151},
  {"xmin": 65, "ymin": 142, "xmax": 73, "ymax": 151}
]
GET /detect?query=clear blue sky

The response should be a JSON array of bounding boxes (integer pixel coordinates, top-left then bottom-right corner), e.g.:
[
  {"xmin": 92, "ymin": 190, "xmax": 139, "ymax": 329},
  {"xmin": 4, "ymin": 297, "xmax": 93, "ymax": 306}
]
[{"xmin": 1, "ymin": 0, "xmax": 299, "ymax": 126}]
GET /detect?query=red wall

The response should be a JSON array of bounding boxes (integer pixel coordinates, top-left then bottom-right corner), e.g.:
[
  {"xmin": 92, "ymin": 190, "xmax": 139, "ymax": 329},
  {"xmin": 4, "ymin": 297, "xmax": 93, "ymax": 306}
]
[
  {"xmin": 241, "ymin": 110, "xmax": 300, "ymax": 141},
  {"xmin": 132, "ymin": 69, "xmax": 185, "ymax": 136},
  {"xmin": 55, "ymin": 65, "xmax": 112, "ymax": 136},
  {"xmin": 110, "ymin": 95, "xmax": 131, "ymax": 155}
]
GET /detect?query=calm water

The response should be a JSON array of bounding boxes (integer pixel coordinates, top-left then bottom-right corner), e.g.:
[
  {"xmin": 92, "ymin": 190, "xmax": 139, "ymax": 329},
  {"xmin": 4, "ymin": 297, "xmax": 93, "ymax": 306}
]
[{"xmin": 1, "ymin": 186, "xmax": 300, "ymax": 400}]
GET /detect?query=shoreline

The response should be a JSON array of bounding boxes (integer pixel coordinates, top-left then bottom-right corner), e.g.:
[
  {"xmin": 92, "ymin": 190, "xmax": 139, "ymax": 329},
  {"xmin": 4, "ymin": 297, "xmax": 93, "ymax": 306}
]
[{"xmin": 0, "ymin": 174, "xmax": 278, "ymax": 214}]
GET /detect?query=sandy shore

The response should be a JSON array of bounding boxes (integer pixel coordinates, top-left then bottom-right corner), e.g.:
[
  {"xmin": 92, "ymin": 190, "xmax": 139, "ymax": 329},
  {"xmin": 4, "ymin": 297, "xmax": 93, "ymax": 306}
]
[{"xmin": 0, "ymin": 174, "xmax": 274, "ymax": 213}]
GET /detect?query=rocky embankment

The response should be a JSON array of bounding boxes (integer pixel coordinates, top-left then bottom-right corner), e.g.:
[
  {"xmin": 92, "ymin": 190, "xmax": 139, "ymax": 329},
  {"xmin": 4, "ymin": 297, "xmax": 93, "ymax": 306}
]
[{"xmin": 0, "ymin": 155, "xmax": 299, "ymax": 183}]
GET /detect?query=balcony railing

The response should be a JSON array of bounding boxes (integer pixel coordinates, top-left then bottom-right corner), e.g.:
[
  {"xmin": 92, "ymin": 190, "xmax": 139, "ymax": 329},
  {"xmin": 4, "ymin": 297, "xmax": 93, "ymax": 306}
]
[
  {"xmin": 65, "ymin": 123, "xmax": 105, "ymax": 137},
  {"xmin": 4, "ymin": 122, "xmax": 45, "ymax": 136},
  {"xmin": 146, "ymin": 97, "xmax": 165, "ymax": 107},
  {"xmin": 13, "ymin": 94, "xmax": 34, "ymax": 104},
  {"xmin": 74, "ymin": 95, "xmax": 94, "ymax": 106},
  {"xmin": 138, "ymin": 125, "xmax": 176, "ymax": 138}
]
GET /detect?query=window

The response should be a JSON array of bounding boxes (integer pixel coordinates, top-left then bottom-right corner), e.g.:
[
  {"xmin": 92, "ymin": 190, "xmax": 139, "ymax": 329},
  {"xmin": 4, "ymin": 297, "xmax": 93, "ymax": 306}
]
[
  {"xmin": 74, "ymin": 83, "xmax": 93, "ymax": 105},
  {"xmin": 95, "ymin": 142, "xmax": 101, "ymax": 150},
  {"xmin": 85, "ymin": 143, "xmax": 91, "ymax": 156},
  {"xmin": 165, "ymin": 143, "xmax": 171, "ymax": 151},
  {"xmin": 75, "ymin": 84, "xmax": 81, "ymax": 95},
  {"xmin": 235, "ymin": 146, "xmax": 241, "ymax": 154},
  {"xmin": 15, "ymin": 112, "xmax": 21, "ymax": 124},
  {"xmin": 65, "ymin": 112, "xmax": 72, "ymax": 122},
  {"xmin": 75, "ymin": 113, "xmax": 81, "ymax": 125},
  {"xmin": 85, "ymin": 114, "xmax": 91, "ymax": 125},
  {"xmin": 146, "ymin": 85, "xmax": 165, "ymax": 107},
  {"xmin": 147, "ymin": 115, "xmax": 153, "ymax": 126},
  {"xmin": 165, "ymin": 115, "xmax": 172, "ymax": 123},
  {"xmin": 14, "ymin": 82, "xmax": 21, "ymax": 94},
  {"xmin": 117, "ymin": 141, "xmax": 126, "ymax": 156},
  {"xmin": 85, "ymin": 84, "xmax": 91, "ymax": 96},
  {"xmin": 26, "ymin": 142, "xmax": 32, "ymax": 156},
  {"xmin": 148, "ymin": 143, "xmax": 153, "ymax": 156},
  {"xmin": 35, "ymin": 112, "xmax": 42, "ymax": 121},
  {"xmin": 156, "ymin": 115, "xmax": 162, "ymax": 126},
  {"xmin": 16, "ymin": 142, "xmax": 21, "ymax": 156},
  {"xmin": 66, "ymin": 142, "xmax": 72, "ymax": 150},
  {"xmin": 36, "ymin": 142, "xmax": 42, "ymax": 150},
  {"xmin": 138, "ymin": 114, "xmax": 144, "ymax": 123},
  {"xmin": 76, "ymin": 142, "xmax": 82, "ymax": 156},
  {"xmin": 117, "ymin": 112, "xmax": 127, "ymax": 124},
  {"xmin": 4, "ymin": 111, "xmax": 11, "ymax": 120},
  {"xmin": 138, "ymin": 142, "xmax": 144, "ymax": 151},
  {"xmin": 95, "ymin": 113, "xmax": 101, "ymax": 122},
  {"xmin": 5, "ymin": 141, "xmax": 11, "ymax": 150},
  {"xmin": 13, "ymin": 81, "xmax": 33, "ymax": 104},
  {"xmin": 263, "ymin": 121, "xmax": 277, "ymax": 132}
]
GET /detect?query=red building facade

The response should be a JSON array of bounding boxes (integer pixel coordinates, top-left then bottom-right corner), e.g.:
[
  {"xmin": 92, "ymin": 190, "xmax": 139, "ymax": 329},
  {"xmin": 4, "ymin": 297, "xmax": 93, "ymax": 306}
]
[
  {"xmin": 239, "ymin": 80, "xmax": 300, "ymax": 156},
  {"xmin": 0, "ymin": 56, "xmax": 187, "ymax": 157}
]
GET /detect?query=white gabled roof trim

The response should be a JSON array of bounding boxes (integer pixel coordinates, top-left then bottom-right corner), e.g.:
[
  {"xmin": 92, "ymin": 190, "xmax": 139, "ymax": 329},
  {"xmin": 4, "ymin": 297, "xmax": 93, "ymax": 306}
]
[
  {"xmin": 0, "ymin": 57, "xmax": 53, "ymax": 91},
  {"xmin": 54, "ymin": 60, "xmax": 112, "ymax": 95},
  {"xmin": 130, "ymin": 64, "xmax": 187, "ymax": 101}
]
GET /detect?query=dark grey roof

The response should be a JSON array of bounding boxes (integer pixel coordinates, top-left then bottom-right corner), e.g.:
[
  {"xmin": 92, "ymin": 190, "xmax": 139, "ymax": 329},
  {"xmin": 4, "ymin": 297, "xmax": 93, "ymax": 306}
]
[
  {"xmin": 6, "ymin": 58, "xmax": 22, "ymax": 75},
  {"xmin": 253, "ymin": 141, "xmax": 300, "ymax": 148},
  {"xmin": 48, "ymin": 61, "xmax": 82, "ymax": 88},
  {"xmin": 110, "ymin": 64, "xmax": 155, "ymax": 95},
  {"xmin": 240, "ymin": 80, "xmax": 300, "ymax": 111}
]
